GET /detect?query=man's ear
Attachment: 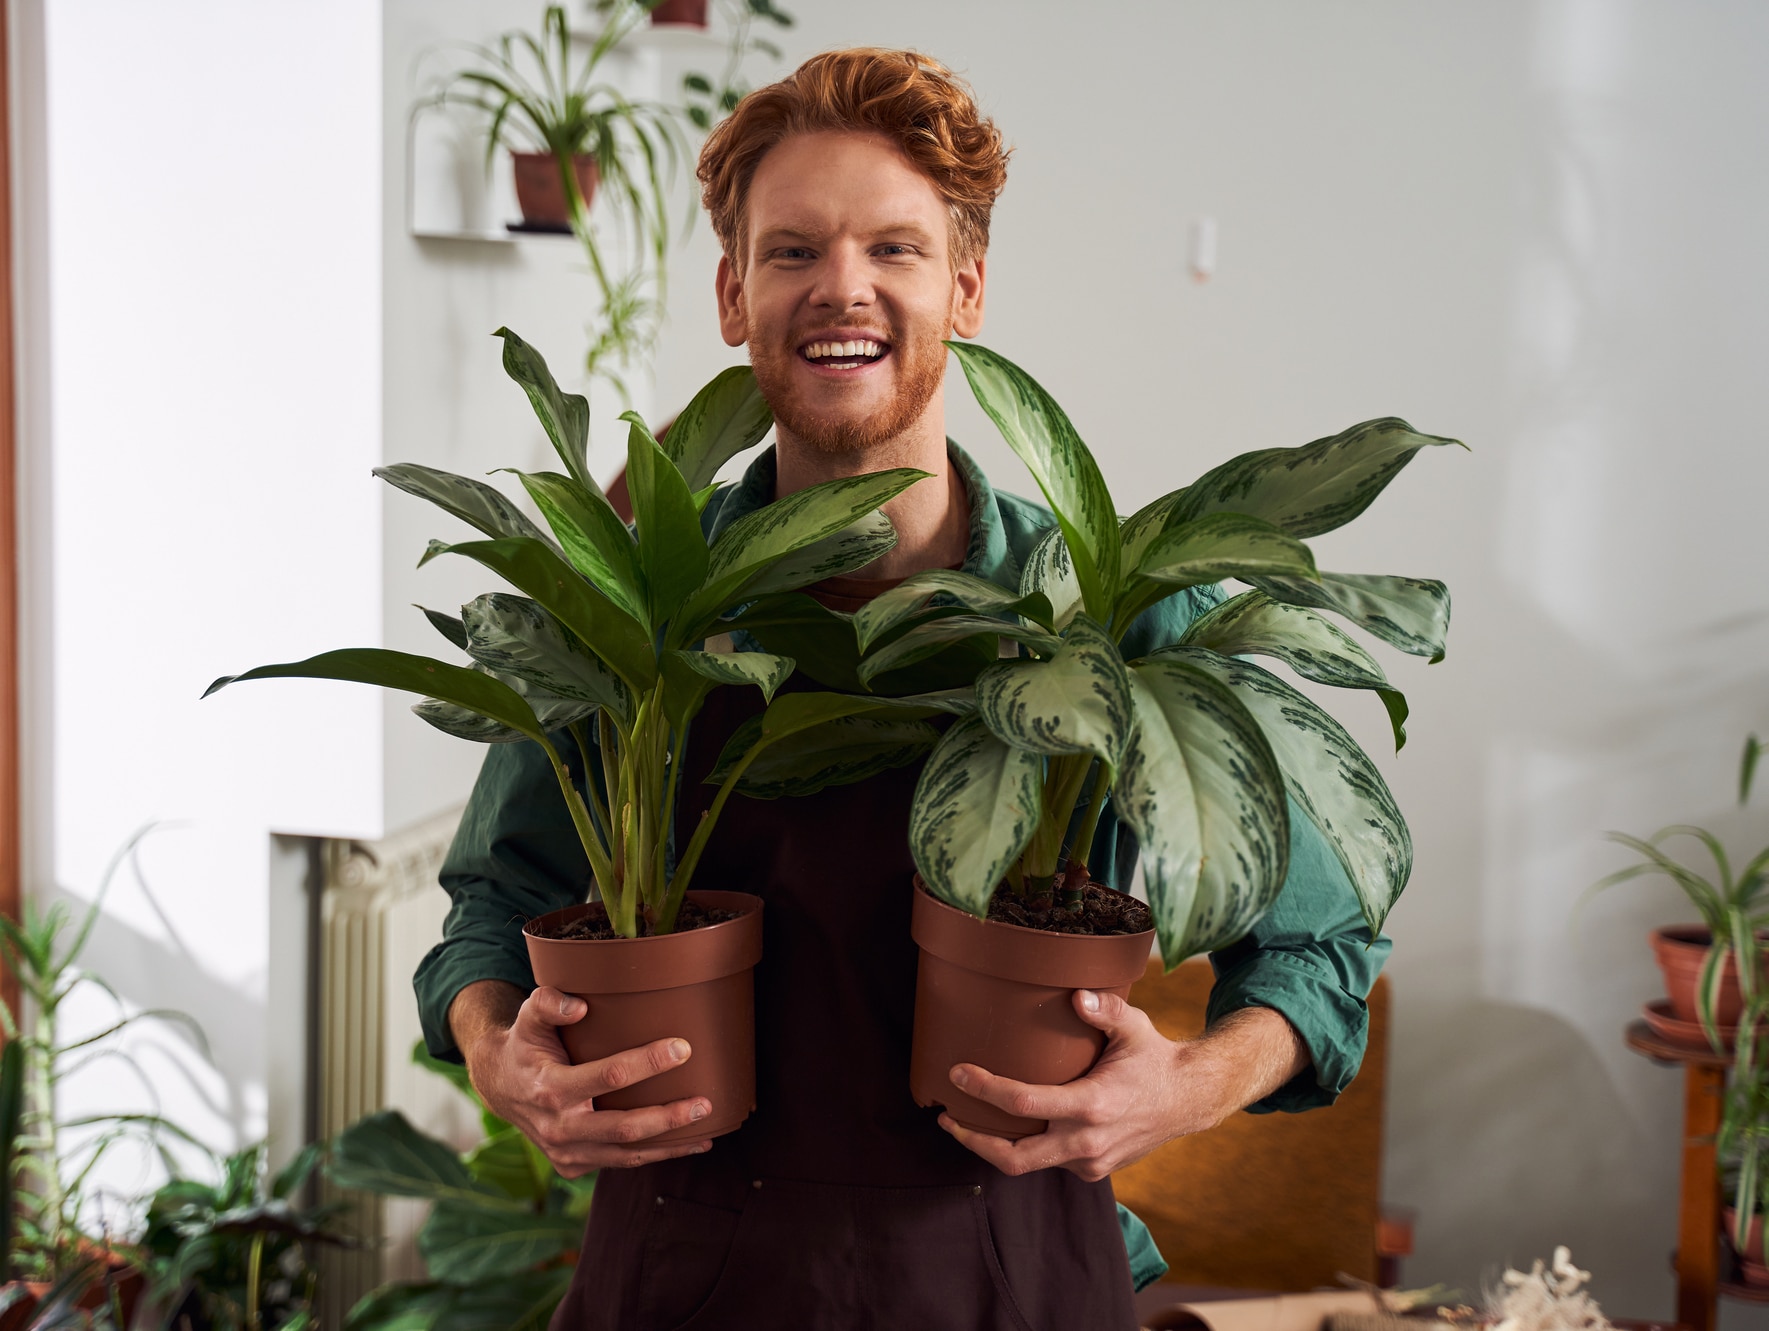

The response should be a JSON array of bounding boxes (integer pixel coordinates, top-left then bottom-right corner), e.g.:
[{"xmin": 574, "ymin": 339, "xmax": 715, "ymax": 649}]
[
  {"xmin": 950, "ymin": 253, "xmax": 986, "ymax": 339},
  {"xmin": 716, "ymin": 253, "xmax": 748, "ymax": 348}
]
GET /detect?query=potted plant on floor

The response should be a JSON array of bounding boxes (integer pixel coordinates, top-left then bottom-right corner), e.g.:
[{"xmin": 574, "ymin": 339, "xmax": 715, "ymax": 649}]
[
  {"xmin": 841, "ymin": 342, "xmax": 1459, "ymax": 1136},
  {"xmin": 206, "ymin": 329, "xmax": 931, "ymax": 1141}
]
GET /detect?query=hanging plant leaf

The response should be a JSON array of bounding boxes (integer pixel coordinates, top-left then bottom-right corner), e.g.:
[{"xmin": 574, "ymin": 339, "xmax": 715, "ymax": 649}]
[{"xmin": 909, "ymin": 714, "xmax": 1043, "ymax": 916}]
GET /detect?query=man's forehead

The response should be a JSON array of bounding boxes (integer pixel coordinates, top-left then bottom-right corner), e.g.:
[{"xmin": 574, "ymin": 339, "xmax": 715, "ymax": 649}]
[{"xmin": 746, "ymin": 131, "xmax": 948, "ymax": 230}]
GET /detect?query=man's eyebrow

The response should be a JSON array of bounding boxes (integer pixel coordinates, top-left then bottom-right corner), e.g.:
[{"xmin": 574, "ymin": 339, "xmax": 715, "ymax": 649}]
[{"xmin": 754, "ymin": 220, "xmax": 939, "ymax": 247}]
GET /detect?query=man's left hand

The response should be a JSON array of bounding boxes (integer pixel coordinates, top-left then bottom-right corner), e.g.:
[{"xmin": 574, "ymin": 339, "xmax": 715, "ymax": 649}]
[{"xmin": 937, "ymin": 989, "xmax": 1308, "ymax": 1182}]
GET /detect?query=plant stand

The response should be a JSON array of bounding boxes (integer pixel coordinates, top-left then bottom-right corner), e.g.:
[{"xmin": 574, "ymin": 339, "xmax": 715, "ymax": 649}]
[{"xmin": 1626, "ymin": 1019, "xmax": 1769, "ymax": 1331}]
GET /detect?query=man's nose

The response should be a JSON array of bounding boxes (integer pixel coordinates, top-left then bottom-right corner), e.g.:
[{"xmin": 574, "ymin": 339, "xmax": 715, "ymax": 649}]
[{"xmin": 808, "ymin": 243, "xmax": 875, "ymax": 311}]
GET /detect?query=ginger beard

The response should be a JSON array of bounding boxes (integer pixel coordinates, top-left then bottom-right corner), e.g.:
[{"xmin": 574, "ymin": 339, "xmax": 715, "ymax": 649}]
[{"xmin": 744, "ymin": 288, "xmax": 953, "ymax": 455}]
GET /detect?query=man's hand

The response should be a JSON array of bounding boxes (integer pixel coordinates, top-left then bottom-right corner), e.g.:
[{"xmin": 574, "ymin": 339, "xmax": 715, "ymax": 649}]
[
  {"xmin": 938, "ymin": 989, "xmax": 1309, "ymax": 1182},
  {"xmin": 449, "ymin": 980, "xmax": 713, "ymax": 1177}
]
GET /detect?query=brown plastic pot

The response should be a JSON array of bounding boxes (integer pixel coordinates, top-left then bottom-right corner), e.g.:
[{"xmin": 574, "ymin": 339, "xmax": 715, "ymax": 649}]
[
  {"xmin": 510, "ymin": 152, "xmax": 600, "ymax": 231},
  {"xmin": 648, "ymin": 0, "xmax": 709, "ymax": 25},
  {"xmin": 1653, "ymin": 925, "xmax": 1748, "ymax": 1026},
  {"xmin": 909, "ymin": 876, "xmax": 1153, "ymax": 1139},
  {"xmin": 1727, "ymin": 1208, "xmax": 1769, "ymax": 1287},
  {"xmin": 525, "ymin": 890, "xmax": 763, "ymax": 1144},
  {"xmin": 0, "ymin": 1258, "xmax": 143, "ymax": 1331}
]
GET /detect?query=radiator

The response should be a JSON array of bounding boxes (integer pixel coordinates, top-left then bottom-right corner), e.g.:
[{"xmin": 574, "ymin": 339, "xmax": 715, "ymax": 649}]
[{"xmin": 315, "ymin": 805, "xmax": 472, "ymax": 1326}]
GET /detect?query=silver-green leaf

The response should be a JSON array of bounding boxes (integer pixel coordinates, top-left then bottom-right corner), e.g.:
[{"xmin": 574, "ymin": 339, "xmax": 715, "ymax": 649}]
[
  {"xmin": 1248, "ymin": 571, "xmax": 1451, "ymax": 663},
  {"xmin": 743, "ymin": 510, "xmax": 899, "ymax": 600},
  {"xmin": 662, "ymin": 365, "xmax": 774, "ymax": 491},
  {"xmin": 460, "ymin": 593, "xmax": 632, "ymax": 720},
  {"xmin": 856, "ymin": 615, "xmax": 1062, "ymax": 687},
  {"xmin": 1134, "ymin": 512, "xmax": 1318, "ymax": 589},
  {"xmin": 1120, "ymin": 657, "xmax": 1291, "ymax": 966},
  {"xmin": 974, "ymin": 616, "xmax": 1133, "ymax": 769},
  {"xmin": 1019, "ymin": 526, "xmax": 1083, "ymax": 631},
  {"xmin": 494, "ymin": 327, "xmax": 594, "ymax": 492},
  {"xmin": 375, "ymin": 463, "xmax": 555, "ymax": 549},
  {"xmin": 909, "ymin": 713, "xmax": 1043, "ymax": 916},
  {"xmin": 855, "ymin": 568, "xmax": 1054, "ymax": 652},
  {"xmin": 706, "ymin": 712, "xmax": 939, "ymax": 799},
  {"xmin": 512, "ymin": 470, "xmax": 645, "ymax": 625}
]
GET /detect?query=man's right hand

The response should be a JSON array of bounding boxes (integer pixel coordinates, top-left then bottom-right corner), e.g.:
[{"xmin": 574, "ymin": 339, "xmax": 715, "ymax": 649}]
[{"xmin": 448, "ymin": 979, "xmax": 713, "ymax": 1177}]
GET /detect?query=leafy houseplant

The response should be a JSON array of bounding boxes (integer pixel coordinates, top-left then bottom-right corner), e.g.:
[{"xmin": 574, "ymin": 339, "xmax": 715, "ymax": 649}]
[
  {"xmin": 331, "ymin": 1045, "xmax": 591, "ymax": 1331},
  {"xmin": 829, "ymin": 343, "xmax": 1457, "ymax": 1133},
  {"xmin": 672, "ymin": 0, "xmax": 795, "ymax": 132},
  {"xmin": 426, "ymin": 4, "xmax": 689, "ymax": 390},
  {"xmin": 206, "ymin": 328, "xmax": 931, "ymax": 1128}
]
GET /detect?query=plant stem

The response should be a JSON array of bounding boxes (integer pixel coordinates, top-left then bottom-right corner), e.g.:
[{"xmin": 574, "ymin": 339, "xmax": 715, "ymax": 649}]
[
  {"xmin": 1021, "ymin": 754, "xmax": 1094, "ymax": 892},
  {"xmin": 246, "ymin": 1230, "xmax": 265, "ymax": 1330},
  {"xmin": 1062, "ymin": 761, "xmax": 1111, "ymax": 910},
  {"xmin": 542, "ymin": 741, "xmax": 620, "ymax": 932},
  {"xmin": 656, "ymin": 742, "xmax": 767, "ymax": 933}
]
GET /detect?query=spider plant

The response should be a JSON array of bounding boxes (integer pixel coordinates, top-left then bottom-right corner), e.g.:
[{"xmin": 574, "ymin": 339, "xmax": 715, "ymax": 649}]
[
  {"xmin": 206, "ymin": 330, "xmax": 931, "ymax": 938},
  {"xmin": 847, "ymin": 343, "xmax": 1460, "ymax": 968},
  {"xmin": 426, "ymin": 4, "xmax": 690, "ymax": 392}
]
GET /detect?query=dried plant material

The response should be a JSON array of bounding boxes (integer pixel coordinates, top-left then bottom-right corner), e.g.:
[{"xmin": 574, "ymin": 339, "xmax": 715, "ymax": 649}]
[{"xmin": 1488, "ymin": 1248, "xmax": 1611, "ymax": 1331}]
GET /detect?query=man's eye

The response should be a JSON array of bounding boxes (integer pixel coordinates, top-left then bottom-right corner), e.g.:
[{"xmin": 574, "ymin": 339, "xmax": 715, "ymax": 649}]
[
  {"xmin": 877, "ymin": 244, "xmax": 914, "ymax": 256},
  {"xmin": 777, "ymin": 247, "xmax": 814, "ymax": 260}
]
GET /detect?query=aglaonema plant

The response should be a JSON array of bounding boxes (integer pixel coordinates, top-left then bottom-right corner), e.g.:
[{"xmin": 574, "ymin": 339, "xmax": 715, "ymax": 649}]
[
  {"xmin": 206, "ymin": 329, "xmax": 929, "ymax": 937},
  {"xmin": 849, "ymin": 342, "xmax": 1461, "ymax": 969}
]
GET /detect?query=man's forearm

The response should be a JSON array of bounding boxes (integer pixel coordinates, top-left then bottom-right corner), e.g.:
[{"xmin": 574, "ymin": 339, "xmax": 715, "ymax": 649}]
[
  {"xmin": 1171, "ymin": 1006, "xmax": 1311, "ymax": 1135},
  {"xmin": 448, "ymin": 979, "xmax": 528, "ymax": 1069}
]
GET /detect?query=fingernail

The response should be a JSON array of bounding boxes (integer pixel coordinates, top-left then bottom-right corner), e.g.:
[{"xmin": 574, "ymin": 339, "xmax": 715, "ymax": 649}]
[
  {"xmin": 950, "ymin": 1066, "xmax": 970, "ymax": 1089},
  {"xmin": 1079, "ymin": 990, "xmax": 1100, "ymax": 1013},
  {"xmin": 691, "ymin": 1101, "xmax": 709, "ymax": 1121},
  {"xmin": 670, "ymin": 1039, "xmax": 691, "ymax": 1062},
  {"xmin": 561, "ymin": 997, "xmax": 584, "ymax": 1018}
]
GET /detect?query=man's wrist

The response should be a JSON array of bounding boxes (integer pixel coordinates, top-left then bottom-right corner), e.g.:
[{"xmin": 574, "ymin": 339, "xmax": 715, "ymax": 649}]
[
  {"xmin": 448, "ymin": 979, "xmax": 526, "ymax": 1071},
  {"xmin": 1172, "ymin": 1006, "xmax": 1311, "ymax": 1131}
]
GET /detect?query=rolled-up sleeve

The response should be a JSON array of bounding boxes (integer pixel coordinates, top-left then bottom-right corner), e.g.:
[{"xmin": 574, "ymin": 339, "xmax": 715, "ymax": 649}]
[
  {"xmin": 413, "ymin": 735, "xmax": 593, "ymax": 1062},
  {"xmin": 1204, "ymin": 798, "xmax": 1391, "ymax": 1113}
]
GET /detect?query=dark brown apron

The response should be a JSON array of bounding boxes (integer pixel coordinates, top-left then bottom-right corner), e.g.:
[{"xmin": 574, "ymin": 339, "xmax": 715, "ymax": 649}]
[{"xmin": 549, "ymin": 681, "xmax": 1138, "ymax": 1330}]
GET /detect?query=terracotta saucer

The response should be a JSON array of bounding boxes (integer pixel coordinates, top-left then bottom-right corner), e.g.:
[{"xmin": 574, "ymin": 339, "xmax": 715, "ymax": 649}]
[{"xmin": 1642, "ymin": 998, "xmax": 1737, "ymax": 1049}]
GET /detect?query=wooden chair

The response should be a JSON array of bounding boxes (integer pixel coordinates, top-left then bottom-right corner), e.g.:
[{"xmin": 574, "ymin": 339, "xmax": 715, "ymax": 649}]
[{"xmin": 1113, "ymin": 959, "xmax": 1407, "ymax": 1292}]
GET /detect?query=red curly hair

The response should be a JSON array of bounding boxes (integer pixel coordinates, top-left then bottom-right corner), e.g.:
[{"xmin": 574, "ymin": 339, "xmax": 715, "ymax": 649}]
[{"xmin": 697, "ymin": 48, "xmax": 1011, "ymax": 270}]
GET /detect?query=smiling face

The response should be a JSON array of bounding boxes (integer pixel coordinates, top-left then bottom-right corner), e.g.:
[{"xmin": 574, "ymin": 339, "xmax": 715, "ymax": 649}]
[{"xmin": 716, "ymin": 131, "xmax": 985, "ymax": 457}]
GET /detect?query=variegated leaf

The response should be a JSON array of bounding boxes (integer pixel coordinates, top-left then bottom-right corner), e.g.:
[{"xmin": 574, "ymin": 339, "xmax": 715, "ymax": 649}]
[
  {"xmin": 1019, "ymin": 526, "xmax": 1083, "ymax": 631},
  {"xmin": 706, "ymin": 712, "xmax": 939, "ymax": 799},
  {"xmin": 512, "ymin": 470, "xmax": 645, "ymax": 624},
  {"xmin": 1135, "ymin": 513, "xmax": 1319, "ymax": 588},
  {"xmin": 494, "ymin": 327, "xmax": 594, "ymax": 492},
  {"xmin": 909, "ymin": 713, "xmax": 1043, "ymax": 916},
  {"xmin": 1175, "ymin": 417, "xmax": 1464, "ymax": 538},
  {"xmin": 1175, "ymin": 590, "xmax": 1409, "ymax": 750},
  {"xmin": 675, "ymin": 468, "xmax": 930, "ymax": 644},
  {"xmin": 857, "ymin": 615, "xmax": 1062, "ymax": 687},
  {"xmin": 1248, "ymin": 571, "xmax": 1451, "ymax": 663},
  {"xmin": 1168, "ymin": 648, "xmax": 1413, "ymax": 938},
  {"xmin": 743, "ymin": 510, "xmax": 898, "ymax": 600},
  {"xmin": 417, "ymin": 605, "xmax": 470, "ymax": 653},
  {"xmin": 375, "ymin": 463, "xmax": 555, "ymax": 549},
  {"xmin": 974, "ymin": 616, "xmax": 1133, "ymax": 768},
  {"xmin": 412, "ymin": 698, "xmax": 529, "ymax": 743},
  {"xmin": 948, "ymin": 342, "xmax": 1121, "ymax": 619},
  {"xmin": 1120, "ymin": 658, "xmax": 1291, "ymax": 966},
  {"xmin": 459, "ymin": 593, "xmax": 632, "ymax": 720},
  {"xmin": 1118, "ymin": 488, "xmax": 1189, "ymax": 573},
  {"xmin": 418, "ymin": 536, "xmax": 656, "ymax": 690},
  {"xmin": 855, "ymin": 568, "xmax": 1053, "ymax": 652},
  {"xmin": 413, "ymin": 665, "xmax": 592, "ymax": 741},
  {"xmin": 663, "ymin": 648, "xmax": 794, "ymax": 703},
  {"xmin": 662, "ymin": 365, "xmax": 774, "ymax": 491},
  {"xmin": 623, "ymin": 413, "xmax": 709, "ymax": 628}
]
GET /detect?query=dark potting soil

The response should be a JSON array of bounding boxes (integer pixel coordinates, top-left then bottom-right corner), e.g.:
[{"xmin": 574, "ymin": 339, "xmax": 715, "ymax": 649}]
[
  {"xmin": 985, "ymin": 877, "xmax": 1153, "ymax": 936},
  {"xmin": 529, "ymin": 899, "xmax": 740, "ymax": 941}
]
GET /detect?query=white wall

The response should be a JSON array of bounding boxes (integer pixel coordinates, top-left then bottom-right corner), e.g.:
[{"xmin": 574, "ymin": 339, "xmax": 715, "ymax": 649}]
[{"xmin": 642, "ymin": 0, "xmax": 1769, "ymax": 1320}]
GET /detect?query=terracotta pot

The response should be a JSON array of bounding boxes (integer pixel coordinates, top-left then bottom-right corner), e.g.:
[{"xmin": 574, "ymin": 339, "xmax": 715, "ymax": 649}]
[
  {"xmin": 0, "ymin": 1259, "xmax": 143, "ymax": 1331},
  {"xmin": 1653, "ymin": 925, "xmax": 1749, "ymax": 1026},
  {"xmin": 648, "ymin": 0, "xmax": 709, "ymax": 25},
  {"xmin": 908, "ymin": 877, "xmax": 1153, "ymax": 1139},
  {"xmin": 525, "ymin": 891, "xmax": 762, "ymax": 1143},
  {"xmin": 1726, "ymin": 1208, "xmax": 1769, "ymax": 1287},
  {"xmin": 509, "ymin": 152, "xmax": 600, "ymax": 231}
]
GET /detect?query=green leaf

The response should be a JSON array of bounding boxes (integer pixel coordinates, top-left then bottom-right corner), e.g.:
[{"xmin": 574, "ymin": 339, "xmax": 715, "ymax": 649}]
[
  {"xmin": 375, "ymin": 463, "xmax": 555, "ymax": 548},
  {"xmin": 513, "ymin": 470, "xmax": 645, "ymax": 624},
  {"xmin": 205, "ymin": 649, "xmax": 548, "ymax": 744},
  {"xmin": 1169, "ymin": 649, "xmax": 1413, "ymax": 939},
  {"xmin": 347, "ymin": 1269, "xmax": 572, "ymax": 1331},
  {"xmin": 742, "ymin": 511, "xmax": 898, "ymax": 599},
  {"xmin": 675, "ymin": 468, "xmax": 930, "ymax": 644},
  {"xmin": 706, "ymin": 712, "xmax": 940, "ymax": 799},
  {"xmin": 330, "ymin": 1110, "xmax": 521, "ymax": 1209},
  {"xmin": 494, "ymin": 328, "xmax": 594, "ymax": 492},
  {"xmin": 661, "ymin": 365, "xmax": 774, "ymax": 491},
  {"xmin": 417, "ymin": 605, "xmax": 471, "ymax": 653},
  {"xmin": 419, "ymin": 536, "xmax": 657, "ymax": 689},
  {"xmin": 271, "ymin": 1141, "xmax": 324, "ymax": 1201},
  {"xmin": 1118, "ymin": 488, "xmax": 1189, "ymax": 573},
  {"xmin": 1174, "ymin": 417, "xmax": 1465, "ymax": 538},
  {"xmin": 1119, "ymin": 657, "xmax": 1291, "ymax": 966},
  {"xmin": 1019, "ymin": 526, "xmax": 1083, "ymax": 631},
  {"xmin": 724, "ymin": 592, "xmax": 866, "ymax": 690},
  {"xmin": 461, "ymin": 593, "xmax": 633, "ymax": 719},
  {"xmin": 623, "ymin": 412, "xmax": 709, "ymax": 627},
  {"xmin": 974, "ymin": 617, "xmax": 1133, "ymax": 769},
  {"xmin": 1134, "ymin": 512, "xmax": 1319, "ymax": 589},
  {"xmin": 463, "ymin": 1129, "xmax": 547, "ymax": 1204},
  {"xmin": 1744, "ymin": 735, "xmax": 1763, "ymax": 805},
  {"xmin": 663, "ymin": 648, "xmax": 794, "ymax": 702},
  {"xmin": 1248, "ymin": 571, "xmax": 1451, "ymax": 663},
  {"xmin": 947, "ymin": 342, "xmax": 1121, "ymax": 619},
  {"xmin": 414, "ymin": 666, "xmax": 594, "ymax": 740},
  {"xmin": 854, "ymin": 569, "xmax": 1054, "ymax": 652},
  {"xmin": 856, "ymin": 615, "xmax": 1060, "ymax": 687},
  {"xmin": 410, "ymin": 698, "xmax": 531, "ymax": 743},
  {"xmin": 1178, "ymin": 590, "xmax": 1409, "ymax": 750},
  {"xmin": 909, "ymin": 714, "xmax": 1043, "ymax": 915}
]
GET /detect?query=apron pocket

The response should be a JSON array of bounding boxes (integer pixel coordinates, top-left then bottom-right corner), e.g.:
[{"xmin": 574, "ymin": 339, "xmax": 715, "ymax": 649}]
[{"xmin": 633, "ymin": 1194, "xmax": 744, "ymax": 1330}]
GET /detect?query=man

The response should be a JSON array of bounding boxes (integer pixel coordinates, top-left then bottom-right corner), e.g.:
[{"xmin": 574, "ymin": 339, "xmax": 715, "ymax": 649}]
[{"xmin": 416, "ymin": 49, "xmax": 1387, "ymax": 1330}]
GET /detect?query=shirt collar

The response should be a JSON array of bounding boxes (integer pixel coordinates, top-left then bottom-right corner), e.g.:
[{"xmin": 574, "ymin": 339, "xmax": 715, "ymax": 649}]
[{"xmin": 707, "ymin": 440, "xmax": 1017, "ymax": 588}]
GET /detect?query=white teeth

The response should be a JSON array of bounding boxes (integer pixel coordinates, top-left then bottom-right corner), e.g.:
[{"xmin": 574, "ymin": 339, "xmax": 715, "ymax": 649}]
[{"xmin": 805, "ymin": 339, "xmax": 884, "ymax": 361}]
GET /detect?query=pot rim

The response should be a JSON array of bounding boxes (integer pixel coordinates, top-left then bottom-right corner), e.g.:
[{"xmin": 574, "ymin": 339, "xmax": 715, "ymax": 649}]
[
  {"xmin": 524, "ymin": 889, "xmax": 763, "ymax": 994},
  {"xmin": 910, "ymin": 875, "xmax": 1152, "ymax": 988}
]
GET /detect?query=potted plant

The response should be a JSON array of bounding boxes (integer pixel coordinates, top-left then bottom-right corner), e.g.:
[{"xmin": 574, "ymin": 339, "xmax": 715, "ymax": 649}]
[
  {"xmin": 831, "ymin": 343, "xmax": 1459, "ymax": 1136},
  {"xmin": 424, "ymin": 5, "xmax": 688, "ymax": 393},
  {"xmin": 1590, "ymin": 745, "xmax": 1769, "ymax": 1046},
  {"xmin": 206, "ymin": 329, "xmax": 932, "ymax": 1139}
]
